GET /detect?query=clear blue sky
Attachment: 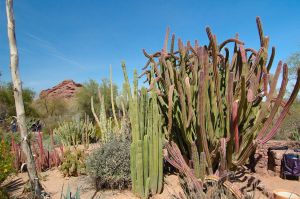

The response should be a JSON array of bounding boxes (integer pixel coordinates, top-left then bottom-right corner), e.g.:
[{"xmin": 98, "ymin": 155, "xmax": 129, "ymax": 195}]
[{"xmin": 0, "ymin": 0, "xmax": 299, "ymax": 94}]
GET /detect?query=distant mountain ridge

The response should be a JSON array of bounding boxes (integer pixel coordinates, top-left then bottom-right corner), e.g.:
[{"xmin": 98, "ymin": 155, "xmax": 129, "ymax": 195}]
[{"xmin": 39, "ymin": 80, "xmax": 82, "ymax": 99}]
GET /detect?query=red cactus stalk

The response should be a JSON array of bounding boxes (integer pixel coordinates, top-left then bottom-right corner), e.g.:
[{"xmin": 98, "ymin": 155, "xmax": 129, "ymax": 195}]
[{"xmin": 232, "ymin": 101, "xmax": 239, "ymax": 153}]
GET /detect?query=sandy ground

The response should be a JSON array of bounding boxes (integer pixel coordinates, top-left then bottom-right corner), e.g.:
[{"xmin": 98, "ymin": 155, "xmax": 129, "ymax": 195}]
[
  {"xmin": 233, "ymin": 172, "xmax": 300, "ymax": 198},
  {"xmin": 2, "ymin": 170, "xmax": 182, "ymax": 199},
  {"xmin": 2, "ymin": 168, "xmax": 300, "ymax": 198}
]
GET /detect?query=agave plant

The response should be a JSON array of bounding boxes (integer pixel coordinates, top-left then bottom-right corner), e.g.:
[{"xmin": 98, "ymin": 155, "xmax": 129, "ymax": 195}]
[{"xmin": 140, "ymin": 16, "xmax": 300, "ymax": 177}]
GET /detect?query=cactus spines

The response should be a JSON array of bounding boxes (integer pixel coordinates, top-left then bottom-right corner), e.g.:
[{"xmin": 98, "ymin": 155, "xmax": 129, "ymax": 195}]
[
  {"xmin": 140, "ymin": 17, "xmax": 300, "ymax": 178},
  {"xmin": 199, "ymin": 152, "xmax": 206, "ymax": 182},
  {"xmin": 122, "ymin": 63, "xmax": 163, "ymax": 198},
  {"xmin": 110, "ymin": 65, "xmax": 120, "ymax": 130},
  {"xmin": 191, "ymin": 142, "xmax": 200, "ymax": 178}
]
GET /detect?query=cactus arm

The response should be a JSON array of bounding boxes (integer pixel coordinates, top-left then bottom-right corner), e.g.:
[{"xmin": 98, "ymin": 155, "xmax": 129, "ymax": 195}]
[
  {"xmin": 191, "ymin": 142, "xmax": 200, "ymax": 178},
  {"xmin": 167, "ymin": 85, "xmax": 174, "ymax": 137},
  {"xmin": 163, "ymin": 27, "xmax": 170, "ymax": 53},
  {"xmin": 267, "ymin": 47, "xmax": 276, "ymax": 72},
  {"xmin": 260, "ymin": 68, "xmax": 300, "ymax": 144},
  {"xmin": 110, "ymin": 65, "xmax": 120, "ymax": 130},
  {"xmin": 90, "ymin": 96, "xmax": 101, "ymax": 129},
  {"xmin": 267, "ymin": 61, "xmax": 282, "ymax": 102},
  {"xmin": 256, "ymin": 64, "xmax": 288, "ymax": 140},
  {"xmin": 256, "ymin": 17, "xmax": 265, "ymax": 47},
  {"xmin": 219, "ymin": 38, "xmax": 244, "ymax": 51},
  {"xmin": 198, "ymin": 70, "xmax": 213, "ymax": 174}
]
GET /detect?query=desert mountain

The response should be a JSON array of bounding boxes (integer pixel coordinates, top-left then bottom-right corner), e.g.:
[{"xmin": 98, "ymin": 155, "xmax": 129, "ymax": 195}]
[{"xmin": 39, "ymin": 80, "xmax": 82, "ymax": 99}]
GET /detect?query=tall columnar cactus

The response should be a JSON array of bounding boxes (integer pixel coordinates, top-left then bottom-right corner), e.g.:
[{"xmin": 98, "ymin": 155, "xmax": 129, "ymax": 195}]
[
  {"xmin": 140, "ymin": 17, "xmax": 300, "ymax": 177},
  {"xmin": 122, "ymin": 63, "xmax": 163, "ymax": 198}
]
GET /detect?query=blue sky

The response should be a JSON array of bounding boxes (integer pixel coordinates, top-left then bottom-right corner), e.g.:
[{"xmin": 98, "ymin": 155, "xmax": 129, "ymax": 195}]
[{"xmin": 0, "ymin": 0, "xmax": 299, "ymax": 94}]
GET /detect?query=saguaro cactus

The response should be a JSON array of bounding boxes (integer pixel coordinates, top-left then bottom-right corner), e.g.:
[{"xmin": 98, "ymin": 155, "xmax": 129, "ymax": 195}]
[{"xmin": 122, "ymin": 63, "xmax": 163, "ymax": 198}]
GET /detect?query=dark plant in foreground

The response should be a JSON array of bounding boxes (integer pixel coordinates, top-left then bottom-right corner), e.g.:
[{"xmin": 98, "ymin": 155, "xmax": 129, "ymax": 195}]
[
  {"xmin": 140, "ymin": 17, "xmax": 300, "ymax": 176},
  {"xmin": 165, "ymin": 141, "xmax": 243, "ymax": 199},
  {"xmin": 86, "ymin": 135, "xmax": 131, "ymax": 190}
]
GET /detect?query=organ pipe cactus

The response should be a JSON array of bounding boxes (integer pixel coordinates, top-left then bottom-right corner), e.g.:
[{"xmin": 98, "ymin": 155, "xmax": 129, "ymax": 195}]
[
  {"xmin": 140, "ymin": 17, "xmax": 300, "ymax": 176},
  {"xmin": 122, "ymin": 63, "xmax": 163, "ymax": 198}
]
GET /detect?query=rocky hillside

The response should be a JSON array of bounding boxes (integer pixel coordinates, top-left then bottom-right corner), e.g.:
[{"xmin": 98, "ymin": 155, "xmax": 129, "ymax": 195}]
[{"xmin": 39, "ymin": 80, "xmax": 83, "ymax": 99}]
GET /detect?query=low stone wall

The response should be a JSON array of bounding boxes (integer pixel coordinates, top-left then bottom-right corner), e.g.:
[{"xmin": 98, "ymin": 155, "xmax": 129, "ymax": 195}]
[
  {"xmin": 268, "ymin": 149, "xmax": 300, "ymax": 176},
  {"xmin": 253, "ymin": 140, "xmax": 300, "ymax": 176}
]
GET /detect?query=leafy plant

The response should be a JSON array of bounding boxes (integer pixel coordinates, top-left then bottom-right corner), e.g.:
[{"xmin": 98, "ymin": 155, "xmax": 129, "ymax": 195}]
[
  {"xmin": 86, "ymin": 135, "xmax": 131, "ymax": 190},
  {"xmin": 0, "ymin": 82, "xmax": 38, "ymax": 123},
  {"xmin": 61, "ymin": 149, "xmax": 86, "ymax": 177},
  {"xmin": 0, "ymin": 139, "xmax": 14, "ymax": 183}
]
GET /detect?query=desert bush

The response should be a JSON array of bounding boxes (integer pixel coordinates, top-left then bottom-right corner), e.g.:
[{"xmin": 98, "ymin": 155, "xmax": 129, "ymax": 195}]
[
  {"xmin": 42, "ymin": 133, "xmax": 62, "ymax": 151},
  {"xmin": 0, "ymin": 139, "xmax": 14, "ymax": 183},
  {"xmin": 86, "ymin": 136, "xmax": 131, "ymax": 190},
  {"xmin": 275, "ymin": 100, "xmax": 300, "ymax": 140},
  {"xmin": 0, "ymin": 82, "xmax": 38, "ymax": 122},
  {"xmin": 32, "ymin": 97, "xmax": 71, "ymax": 133},
  {"xmin": 76, "ymin": 79, "xmax": 118, "ymax": 120},
  {"xmin": 60, "ymin": 149, "xmax": 86, "ymax": 177}
]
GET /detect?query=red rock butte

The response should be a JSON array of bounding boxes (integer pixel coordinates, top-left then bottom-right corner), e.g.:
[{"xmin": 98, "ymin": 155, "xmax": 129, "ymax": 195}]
[{"xmin": 39, "ymin": 80, "xmax": 83, "ymax": 99}]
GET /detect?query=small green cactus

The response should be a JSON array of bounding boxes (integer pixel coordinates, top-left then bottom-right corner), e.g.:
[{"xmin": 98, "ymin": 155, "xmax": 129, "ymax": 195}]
[{"xmin": 60, "ymin": 149, "xmax": 85, "ymax": 177}]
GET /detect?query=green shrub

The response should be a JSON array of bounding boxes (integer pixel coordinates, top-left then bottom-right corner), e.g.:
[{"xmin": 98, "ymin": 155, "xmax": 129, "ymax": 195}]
[
  {"xmin": 0, "ymin": 140, "xmax": 14, "ymax": 183},
  {"xmin": 290, "ymin": 129, "xmax": 300, "ymax": 141},
  {"xmin": 275, "ymin": 100, "xmax": 300, "ymax": 140},
  {"xmin": 60, "ymin": 149, "xmax": 86, "ymax": 177},
  {"xmin": 86, "ymin": 136, "xmax": 131, "ymax": 190},
  {"xmin": 0, "ymin": 187, "xmax": 9, "ymax": 199}
]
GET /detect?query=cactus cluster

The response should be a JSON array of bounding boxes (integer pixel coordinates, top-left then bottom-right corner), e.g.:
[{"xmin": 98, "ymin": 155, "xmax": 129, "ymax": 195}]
[
  {"xmin": 53, "ymin": 117, "xmax": 95, "ymax": 148},
  {"xmin": 60, "ymin": 149, "xmax": 86, "ymax": 177},
  {"xmin": 140, "ymin": 17, "xmax": 300, "ymax": 175},
  {"xmin": 122, "ymin": 63, "xmax": 163, "ymax": 198}
]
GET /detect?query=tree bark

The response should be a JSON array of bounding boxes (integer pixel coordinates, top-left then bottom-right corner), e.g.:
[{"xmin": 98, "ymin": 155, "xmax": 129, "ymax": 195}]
[{"xmin": 6, "ymin": 0, "xmax": 43, "ymax": 195}]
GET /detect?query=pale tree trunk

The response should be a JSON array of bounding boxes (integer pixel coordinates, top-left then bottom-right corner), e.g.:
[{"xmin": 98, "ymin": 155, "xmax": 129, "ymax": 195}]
[{"xmin": 6, "ymin": 0, "xmax": 43, "ymax": 195}]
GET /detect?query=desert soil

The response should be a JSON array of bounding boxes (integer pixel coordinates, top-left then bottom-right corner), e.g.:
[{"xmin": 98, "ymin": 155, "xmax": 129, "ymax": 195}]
[
  {"xmin": 2, "ymin": 168, "xmax": 300, "ymax": 199},
  {"xmin": 3, "ymin": 169, "xmax": 182, "ymax": 199}
]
